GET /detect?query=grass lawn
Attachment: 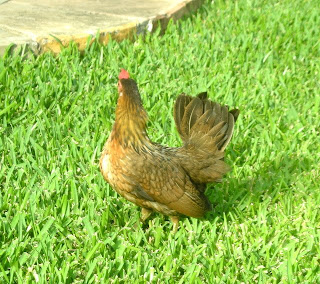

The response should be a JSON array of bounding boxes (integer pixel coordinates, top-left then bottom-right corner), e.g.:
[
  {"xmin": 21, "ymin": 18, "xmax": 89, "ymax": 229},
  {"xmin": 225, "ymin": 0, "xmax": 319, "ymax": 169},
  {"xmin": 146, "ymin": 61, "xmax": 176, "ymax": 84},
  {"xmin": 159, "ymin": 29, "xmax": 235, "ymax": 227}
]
[{"xmin": 1, "ymin": 0, "xmax": 320, "ymax": 282}]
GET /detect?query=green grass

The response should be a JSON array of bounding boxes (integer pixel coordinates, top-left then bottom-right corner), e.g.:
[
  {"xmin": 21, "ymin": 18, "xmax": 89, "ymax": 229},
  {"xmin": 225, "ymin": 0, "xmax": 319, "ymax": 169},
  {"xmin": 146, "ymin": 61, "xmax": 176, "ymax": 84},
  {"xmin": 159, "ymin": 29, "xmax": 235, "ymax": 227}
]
[{"xmin": 1, "ymin": 0, "xmax": 320, "ymax": 282}]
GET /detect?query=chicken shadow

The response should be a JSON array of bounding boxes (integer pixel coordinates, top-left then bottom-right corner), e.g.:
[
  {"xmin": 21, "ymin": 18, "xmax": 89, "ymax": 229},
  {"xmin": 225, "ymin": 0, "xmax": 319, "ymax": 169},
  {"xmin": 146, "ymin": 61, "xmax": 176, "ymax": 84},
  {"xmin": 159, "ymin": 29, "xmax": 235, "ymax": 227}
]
[{"xmin": 204, "ymin": 154, "xmax": 313, "ymax": 222}]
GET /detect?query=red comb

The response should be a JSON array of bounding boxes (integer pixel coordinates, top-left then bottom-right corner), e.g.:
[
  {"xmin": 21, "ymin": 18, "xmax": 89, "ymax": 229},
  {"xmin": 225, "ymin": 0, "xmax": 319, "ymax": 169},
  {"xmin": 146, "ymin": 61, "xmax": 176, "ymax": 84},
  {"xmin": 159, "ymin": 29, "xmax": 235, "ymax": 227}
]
[{"xmin": 119, "ymin": 69, "xmax": 130, "ymax": 80}]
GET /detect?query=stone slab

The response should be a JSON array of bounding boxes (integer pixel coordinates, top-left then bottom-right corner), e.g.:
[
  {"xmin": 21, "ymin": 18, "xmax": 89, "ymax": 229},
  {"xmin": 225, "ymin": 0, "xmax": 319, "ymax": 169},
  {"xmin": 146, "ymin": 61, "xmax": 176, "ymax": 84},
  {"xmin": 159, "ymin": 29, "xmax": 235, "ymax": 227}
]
[{"xmin": 0, "ymin": 0, "xmax": 204, "ymax": 55}]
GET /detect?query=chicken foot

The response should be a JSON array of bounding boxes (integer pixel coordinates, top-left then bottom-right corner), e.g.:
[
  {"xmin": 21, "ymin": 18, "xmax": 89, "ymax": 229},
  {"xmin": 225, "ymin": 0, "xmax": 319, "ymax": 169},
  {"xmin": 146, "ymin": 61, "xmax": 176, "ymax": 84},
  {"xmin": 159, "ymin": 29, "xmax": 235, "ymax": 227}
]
[
  {"xmin": 140, "ymin": 208, "xmax": 179, "ymax": 233},
  {"xmin": 170, "ymin": 216, "xmax": 179, "ymax": 233},
  {"xmin": 140, "ymin": 208, "xmax": 153, "ymax": 223}
]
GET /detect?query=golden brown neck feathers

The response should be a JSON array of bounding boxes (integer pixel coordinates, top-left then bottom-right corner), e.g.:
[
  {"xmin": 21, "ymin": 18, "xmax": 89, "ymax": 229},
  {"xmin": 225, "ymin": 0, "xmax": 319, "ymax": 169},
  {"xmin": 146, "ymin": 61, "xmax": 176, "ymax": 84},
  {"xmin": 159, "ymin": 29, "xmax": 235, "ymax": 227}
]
[{"xmin": 111, "ymin": 79, "xmax": 149, "ymax": 149}]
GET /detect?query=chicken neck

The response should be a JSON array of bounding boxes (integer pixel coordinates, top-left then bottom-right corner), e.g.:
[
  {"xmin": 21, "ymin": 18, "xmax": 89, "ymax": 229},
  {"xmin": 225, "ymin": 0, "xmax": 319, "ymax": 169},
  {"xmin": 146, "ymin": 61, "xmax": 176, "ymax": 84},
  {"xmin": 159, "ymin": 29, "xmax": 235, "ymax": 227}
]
[{"xmin": 111, "ymin": 94, "xmax": 151, "ymax": 150}]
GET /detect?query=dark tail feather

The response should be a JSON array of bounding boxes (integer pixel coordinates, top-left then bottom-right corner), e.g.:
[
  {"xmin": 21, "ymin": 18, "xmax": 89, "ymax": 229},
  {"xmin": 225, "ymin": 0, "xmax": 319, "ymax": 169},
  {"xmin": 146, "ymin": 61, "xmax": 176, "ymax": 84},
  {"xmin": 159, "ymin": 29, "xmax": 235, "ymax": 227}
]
[
  {"xmin": 173, "ymin": 94, "xmax": 192, "ymax": 141},
  {"xmin": 230, "ymin": 109, "xmax": 240, "ymax": 122}
]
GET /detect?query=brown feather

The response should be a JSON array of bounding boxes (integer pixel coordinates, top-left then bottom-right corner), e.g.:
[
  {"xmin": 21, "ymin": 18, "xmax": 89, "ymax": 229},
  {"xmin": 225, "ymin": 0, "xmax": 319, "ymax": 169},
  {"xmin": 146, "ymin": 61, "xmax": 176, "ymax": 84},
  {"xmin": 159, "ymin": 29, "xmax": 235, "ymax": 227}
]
[
  {"xmin": 173, "ymin": 94, "xmax": 192, "ymax": 140},
  {"xmin": 180, "ymin": 97, "xmax": 203, "ymax": 139}
]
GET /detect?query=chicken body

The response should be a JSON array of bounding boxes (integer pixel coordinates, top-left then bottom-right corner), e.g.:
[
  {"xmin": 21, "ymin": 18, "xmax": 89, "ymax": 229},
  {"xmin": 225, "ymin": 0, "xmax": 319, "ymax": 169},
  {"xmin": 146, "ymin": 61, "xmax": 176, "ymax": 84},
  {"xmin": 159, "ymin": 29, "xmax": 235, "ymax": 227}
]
[
  {"xmin": 100, "ymin": 70, "xmax": 239, "ymax": 231},
  {"xmin": 100, "ymin": 139, "xmax": 210, "ymax": 218}
]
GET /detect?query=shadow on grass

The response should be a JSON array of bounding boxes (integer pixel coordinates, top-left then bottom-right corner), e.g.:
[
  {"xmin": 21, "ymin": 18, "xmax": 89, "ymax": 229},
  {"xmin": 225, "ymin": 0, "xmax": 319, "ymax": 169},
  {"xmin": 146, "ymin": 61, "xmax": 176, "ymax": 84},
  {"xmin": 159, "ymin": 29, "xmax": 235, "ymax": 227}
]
[{"xmin": 204, "ymin": 154, "xmax": 314, "ymax": 221}]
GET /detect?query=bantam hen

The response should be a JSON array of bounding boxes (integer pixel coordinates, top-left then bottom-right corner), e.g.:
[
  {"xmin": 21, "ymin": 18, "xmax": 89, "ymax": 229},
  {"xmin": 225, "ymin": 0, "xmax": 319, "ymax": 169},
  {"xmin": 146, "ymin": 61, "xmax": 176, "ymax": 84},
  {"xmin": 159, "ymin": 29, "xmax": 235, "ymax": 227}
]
[{"xmin": 100, "ymin": 69, "xmax": 239, "ymax": 232}]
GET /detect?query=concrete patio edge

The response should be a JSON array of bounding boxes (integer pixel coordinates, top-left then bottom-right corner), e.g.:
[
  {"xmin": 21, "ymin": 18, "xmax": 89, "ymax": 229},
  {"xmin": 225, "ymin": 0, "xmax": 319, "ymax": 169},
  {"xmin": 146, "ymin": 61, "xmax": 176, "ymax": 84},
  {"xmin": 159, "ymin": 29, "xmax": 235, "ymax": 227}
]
[{"xmin": 2, "ymin": 0, "xmax": 204, "ymax": 56}]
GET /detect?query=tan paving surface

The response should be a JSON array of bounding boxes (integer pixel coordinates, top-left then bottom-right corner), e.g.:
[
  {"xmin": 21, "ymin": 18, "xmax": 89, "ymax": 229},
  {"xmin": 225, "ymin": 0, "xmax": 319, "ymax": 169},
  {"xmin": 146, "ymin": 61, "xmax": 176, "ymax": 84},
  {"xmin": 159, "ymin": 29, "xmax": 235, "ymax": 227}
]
[{"xmin": 0, "ymin": 0, "xmax": 203, "ymax": 55}]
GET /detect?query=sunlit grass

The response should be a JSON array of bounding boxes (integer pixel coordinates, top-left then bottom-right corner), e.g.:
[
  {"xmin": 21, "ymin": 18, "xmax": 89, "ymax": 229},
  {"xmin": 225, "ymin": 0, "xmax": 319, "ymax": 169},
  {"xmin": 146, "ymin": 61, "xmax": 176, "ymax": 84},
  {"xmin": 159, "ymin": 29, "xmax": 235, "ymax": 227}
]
[{"xmin": 0, "ymin": 0, "xmax": 319, "ymax": 282}]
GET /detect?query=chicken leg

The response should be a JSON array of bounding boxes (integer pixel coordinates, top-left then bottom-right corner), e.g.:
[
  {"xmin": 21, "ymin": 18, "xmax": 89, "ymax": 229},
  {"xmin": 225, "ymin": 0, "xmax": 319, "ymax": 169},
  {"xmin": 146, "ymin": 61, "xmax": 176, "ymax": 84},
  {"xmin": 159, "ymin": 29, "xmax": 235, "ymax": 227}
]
[
  {"xmin": 170, "ymin": 216, "xmax": 179, "ymax": 233},
  {"xmin": 140, "ymin": 208, "xmax": 153, "ymax": 223}
]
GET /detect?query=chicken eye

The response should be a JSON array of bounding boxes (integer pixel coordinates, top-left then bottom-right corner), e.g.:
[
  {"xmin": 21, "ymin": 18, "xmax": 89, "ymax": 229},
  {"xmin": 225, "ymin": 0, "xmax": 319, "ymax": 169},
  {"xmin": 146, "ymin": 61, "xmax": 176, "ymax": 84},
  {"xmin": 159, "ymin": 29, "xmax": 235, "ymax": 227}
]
[{"xmin": 118, "ymin": 81, "xmax": 123, "ymax": 94}]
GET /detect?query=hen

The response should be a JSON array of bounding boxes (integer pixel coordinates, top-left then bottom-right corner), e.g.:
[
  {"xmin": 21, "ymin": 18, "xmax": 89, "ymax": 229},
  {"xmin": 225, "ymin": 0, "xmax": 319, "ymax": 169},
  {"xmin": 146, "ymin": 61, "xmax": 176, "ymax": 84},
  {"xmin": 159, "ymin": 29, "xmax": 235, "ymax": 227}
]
[{"xmin": 100, "ymin": 69, "xmax": 239, "ymax": 232}]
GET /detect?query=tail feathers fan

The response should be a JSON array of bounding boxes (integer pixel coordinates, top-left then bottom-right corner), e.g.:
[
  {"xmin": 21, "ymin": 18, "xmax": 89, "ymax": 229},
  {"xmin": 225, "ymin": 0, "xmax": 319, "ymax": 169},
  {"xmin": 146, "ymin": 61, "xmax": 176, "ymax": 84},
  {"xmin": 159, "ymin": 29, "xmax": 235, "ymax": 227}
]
[{"xmin": 174, "ymin": 93, "xmax": 239, "ymax": 151}]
